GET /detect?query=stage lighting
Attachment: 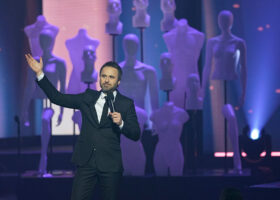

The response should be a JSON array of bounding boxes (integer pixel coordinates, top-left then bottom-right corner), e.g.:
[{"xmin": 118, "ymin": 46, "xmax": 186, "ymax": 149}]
[
  {"xmin": 250, "ymin": 128, "xmax": 260, "ymax": 140},
  {"xmin": 239, "ymin": 125, "xmax": 271, "ymax": 166}
]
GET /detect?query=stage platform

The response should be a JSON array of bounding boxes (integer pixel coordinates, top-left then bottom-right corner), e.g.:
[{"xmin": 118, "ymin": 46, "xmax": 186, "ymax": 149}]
[
  {"xmin": 0, "ymin": 169, "xmax": 265, "ymax": 200},
  {"xmin": 1, "ymin": 169, "xmax": 279, "ymax": 200},
  {"xmin": 1, "ymin": 136, "xmax": 280, "ymax": 199}
]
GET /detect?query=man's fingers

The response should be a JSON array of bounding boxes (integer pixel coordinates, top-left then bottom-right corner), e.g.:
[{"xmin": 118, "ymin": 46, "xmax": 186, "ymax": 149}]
[{"xmin": 110, "ymin": 113, "xmax": 120, "ymax": 118}]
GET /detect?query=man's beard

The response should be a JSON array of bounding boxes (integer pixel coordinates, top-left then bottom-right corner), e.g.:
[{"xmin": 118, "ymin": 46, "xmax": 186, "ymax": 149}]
[{"xmin": 100, "ymin": 83, "xmax": 118, "ymax": 93}]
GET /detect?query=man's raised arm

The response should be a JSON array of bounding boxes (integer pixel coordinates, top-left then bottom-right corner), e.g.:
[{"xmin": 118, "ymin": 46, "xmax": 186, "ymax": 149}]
[{"xmin": 25, "ymin": 54, "xmax": 82, "ymax": 109}]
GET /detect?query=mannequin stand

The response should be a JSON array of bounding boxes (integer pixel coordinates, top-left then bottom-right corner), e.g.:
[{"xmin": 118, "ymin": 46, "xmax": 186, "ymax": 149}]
[
  {"xmin": 49, "ymin": 102, "xmax": 53, "ymax": 175},
  {"xmin": 110, "ymin": 34, "xmax": 119, "ymax": 62},
  {"xmin": 138, "ymin": 28, "xmax": 145, "ymax": 62},
  {"xmin": 224, "ymin": 80, "xmax": 228, "ymax": 173}
]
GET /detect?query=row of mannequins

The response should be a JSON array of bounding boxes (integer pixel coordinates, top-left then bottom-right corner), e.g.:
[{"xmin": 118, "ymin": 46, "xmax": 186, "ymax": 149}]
[{"xmin": 22, "ymin": 0, "xmax": 246, "ymax": 176}]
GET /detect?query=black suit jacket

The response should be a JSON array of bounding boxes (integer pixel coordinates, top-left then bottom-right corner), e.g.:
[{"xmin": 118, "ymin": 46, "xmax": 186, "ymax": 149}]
[{"xmin": 37, "ymin": 76, "xmax": 141, "ymax": 172}]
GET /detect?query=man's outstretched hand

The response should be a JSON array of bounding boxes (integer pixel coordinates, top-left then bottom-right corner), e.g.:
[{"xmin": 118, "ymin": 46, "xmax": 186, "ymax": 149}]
[{"xmin": 25, "ymin": 54, "xmax": 43, "ymax": 76}]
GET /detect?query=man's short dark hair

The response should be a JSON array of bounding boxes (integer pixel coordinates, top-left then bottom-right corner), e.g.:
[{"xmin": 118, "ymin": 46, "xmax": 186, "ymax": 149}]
[{"xmin": 100, "ymin": 61, "xmax": 122, "ymax": 81}]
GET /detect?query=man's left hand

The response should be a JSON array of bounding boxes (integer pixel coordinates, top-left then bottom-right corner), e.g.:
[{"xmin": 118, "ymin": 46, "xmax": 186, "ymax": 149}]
[{"xmin": 109, "ymin": 112, "xmax": 122, "ymax": 126}]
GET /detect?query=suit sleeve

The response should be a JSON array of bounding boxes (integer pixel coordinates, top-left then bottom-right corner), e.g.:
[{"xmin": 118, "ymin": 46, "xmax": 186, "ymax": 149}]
[
  {"xmin": 37, "ymin": 75, "xmax": 83, "ymax": 109},
  {"xmin": 121, "ymin": 100, "xmax": 141, "ymax": 141}
]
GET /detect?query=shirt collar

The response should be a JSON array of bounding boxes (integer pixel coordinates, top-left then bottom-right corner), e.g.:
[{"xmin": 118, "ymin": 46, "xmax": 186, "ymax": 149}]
[{"xmin": 100, "ymin": 90, "xmax": 117, "ymax": 100}]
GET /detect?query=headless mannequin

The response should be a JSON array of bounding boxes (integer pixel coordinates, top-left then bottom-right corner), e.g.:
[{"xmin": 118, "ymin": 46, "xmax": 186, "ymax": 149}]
[
  {"xmin": 105, "ymin": 0, "xmax": 123, "ymax": 35},
  {"xmin": 159, "ymin": 52, "xmax": 175, "ymax": 92},
  {"xmin": 72, "ymin": 45, "xmax": 98, "ymax": 129},
  {"xmin": 65, "ymin": 29, "xmax": 99, "ymax": 93},
  {"xmin": 201, "ymin": 10, "xmax": 247, "ymax": 172},
  {"xmin": 22, "ymin": 16, "xmax": 59, "ymax": 127},
  {"xmin": 132, "ymin": 0, "xmax": 150, "ymax": 28},
  {"xmin": 24, "ymin": 15, "xmax": 59, "ymax": 57},
  {"xmin": 222, "ymin": 104, "xmax": 242, "ymax": 173},
  {"xmin": 163, "ymin": 19, "xmax": 204, "ymax": 108},
  {"xmin": 118, "ymin": 34, "xmax": 159, "ymax": 110},
  {"xmin": 29, "ymin": 29, "xmax": 66, "ymax": 176},
  {"xmin": 160, "ymin": 0, "xmax": 177, "ymax": 32},
  {"xmin": 121, "ymin": 106, "xmax": 147, "ymax": 176},
  {"xmin": 151, "ymin": 102, "xmax": 189, "ymax": 176}
]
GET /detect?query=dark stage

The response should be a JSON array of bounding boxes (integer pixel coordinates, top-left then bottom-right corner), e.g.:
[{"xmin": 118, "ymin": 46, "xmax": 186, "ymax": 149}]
[{"xmin": 1, "ymin": 136, "xmax": 280, "ymax": 200}]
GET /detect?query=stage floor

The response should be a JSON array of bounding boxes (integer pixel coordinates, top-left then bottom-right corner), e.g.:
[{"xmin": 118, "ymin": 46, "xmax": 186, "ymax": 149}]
[{"xmin": 2, "ymin": 169, "xmax": 279, "ymax": 200}]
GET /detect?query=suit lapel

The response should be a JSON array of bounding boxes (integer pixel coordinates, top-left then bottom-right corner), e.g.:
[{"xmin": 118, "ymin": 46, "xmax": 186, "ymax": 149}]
[
  {"xmin": 83, "ymin": 90, "xmax": 100, "ymax": 126},
  {"xmin": 113, "ymin": 91, "xmax": 122, "ymax": 113}
]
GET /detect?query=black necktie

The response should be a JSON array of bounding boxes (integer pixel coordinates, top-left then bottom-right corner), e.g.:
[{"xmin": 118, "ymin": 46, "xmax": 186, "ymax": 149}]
[{"xmin": 100, "ymin": 96, "xmax": 109, "ymax": 124}]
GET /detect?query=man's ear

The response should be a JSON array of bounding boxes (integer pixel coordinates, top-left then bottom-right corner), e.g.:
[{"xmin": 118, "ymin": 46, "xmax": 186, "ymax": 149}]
[{"xmin": 118, "ymin": 80, "xmax": 120, "ymax": 86}]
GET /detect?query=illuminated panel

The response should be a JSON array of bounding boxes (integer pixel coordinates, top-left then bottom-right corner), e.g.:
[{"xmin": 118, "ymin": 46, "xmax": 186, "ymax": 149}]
[{"xmin": 43, "ymin": 0, "xmax": 111, "ymax": 135}]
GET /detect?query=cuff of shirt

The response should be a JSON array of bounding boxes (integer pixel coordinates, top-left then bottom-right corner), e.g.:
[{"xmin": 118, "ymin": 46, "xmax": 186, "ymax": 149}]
[
  {"xmin": 37, "ymin": 72, "xmax": 45, "ymax": 81},
  {"xmin": 119, "ymin": 120, "xmax": 124, "ymax": 129}
]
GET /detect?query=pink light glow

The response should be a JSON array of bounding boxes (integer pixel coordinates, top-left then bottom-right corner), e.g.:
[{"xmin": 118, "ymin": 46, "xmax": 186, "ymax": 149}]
[
  {"xmin": 214, "ymin": 152, "xmax": 234, "ymax": 157},
  {"xmin": 275, "ymin": 89, "xmax": 280, "ymax": 93},
  {"xmin": 214, "ymin": 151, "xmax": 280, "ymax": 157},
  {"xmin": 271, "ymin": 152, "xmax": 280, "ymax": 156},
  {"xmin": 257, "ymin": 26, "xmax": 264, "ymax": 32},
  {"xmin": 266, "ymin": 24, "xmax": 271, "ymax": 29},
  {"xmin": 232, "ymin": 4, "xmax": 240, "ymax": 9},
  {"xmin": 209, "ymin": 85, "xmax": 214, "ymax": 91},
  {"xmin": 248, "ymin": 109, "xmax": 253, "ymax": 114}
]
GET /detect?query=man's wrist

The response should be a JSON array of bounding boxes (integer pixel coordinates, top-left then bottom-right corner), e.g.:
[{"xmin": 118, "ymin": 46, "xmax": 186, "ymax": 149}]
[
  {"xmin": 119, "ymin": 120, "xmax": 124, "ymax": 129},
  {"xmin": 37, "ymin": 72, "xmax": 44, "ymax": 81}
]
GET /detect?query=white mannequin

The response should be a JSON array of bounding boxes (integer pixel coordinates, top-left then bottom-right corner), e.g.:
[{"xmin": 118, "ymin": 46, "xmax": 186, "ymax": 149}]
[
  {"xmin": 159, "ymin": 52, "xmax": 175, "ymax": 91},
  {"xmin": 24, "ymin": 15, "xmax": 59, "ymax": 57},
  {"xmin": 22, "ymin": 16, "xmax": 59, "ymax": 127},
  {"xmin": 151, "ymin": 102, "xmax": 189, "ymax": 176},
  {"xmin": 185, "ymin": 74, "xmax": 203, "ymax": 110},
  {"xmin": 160, "ymin": 0, "xmax": 177, "ymax": 32},
  {"xmin": 25, "ymin": 29, "xmax": 66, "ymax": 176},
  {"xmin": 105, "ymin": 0, "xmax": 123, "ymax": 35},
  {"xmin": 201, "ymin": 10, "xmax": 247, "ymax": 106},
  {"xmin": 65, "ymin": 29, "xmax": 99, "ymax": 93},
  {"xmin": 132, "ymin": 0, "xmax": 150, "ymax": 28},
  {"xmin": 222, "ymin": 104, "xmax": 242, "ymax": 173},
  {"xmin": 118, "ymin": 34, "xmax": 159, "ymax": 110},
  {"xmin": 201, "ymin": 10, "xmax": 247, "ymax": 173},
  {"xmin": 163, "ymin": 19, "xmax": 204, "ymax": 108},
  {"xmin": 121, "ymin": 106, "xmax": 147, "ymax": 176}
]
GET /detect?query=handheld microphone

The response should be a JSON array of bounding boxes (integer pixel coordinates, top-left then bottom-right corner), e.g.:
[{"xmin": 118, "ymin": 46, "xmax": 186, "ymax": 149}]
[{"xmin": 107, "ymin": 91, "xmax": 115, "ymax": 113}]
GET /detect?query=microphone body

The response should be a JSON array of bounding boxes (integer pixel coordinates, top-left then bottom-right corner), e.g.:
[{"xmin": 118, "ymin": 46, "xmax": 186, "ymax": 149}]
[{"xmin": 107, "ymin": 92, "xmax": 115, "ymax": 113}]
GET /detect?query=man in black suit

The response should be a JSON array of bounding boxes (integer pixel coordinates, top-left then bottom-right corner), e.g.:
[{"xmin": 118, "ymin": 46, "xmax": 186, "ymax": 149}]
[{"xmin": 25, "ymin": 54, "xmax": 141, "ymax": 200}]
